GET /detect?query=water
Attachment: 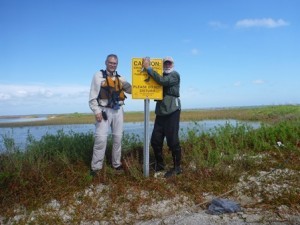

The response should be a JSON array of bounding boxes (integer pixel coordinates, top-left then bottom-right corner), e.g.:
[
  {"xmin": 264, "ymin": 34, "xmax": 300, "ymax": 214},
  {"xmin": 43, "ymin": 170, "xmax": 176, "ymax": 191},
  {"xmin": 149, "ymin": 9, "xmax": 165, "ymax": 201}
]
[{"xmin": 0, "ymin": 120, "xmax": 260, "ymax": 152}]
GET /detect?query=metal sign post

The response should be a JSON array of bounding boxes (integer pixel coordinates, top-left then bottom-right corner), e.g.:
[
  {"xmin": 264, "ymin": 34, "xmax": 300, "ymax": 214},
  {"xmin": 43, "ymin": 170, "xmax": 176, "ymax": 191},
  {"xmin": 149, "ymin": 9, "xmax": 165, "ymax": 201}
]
[{"xmin": 143, "ymin": 98, "xmax": 150, "ymax": 177}]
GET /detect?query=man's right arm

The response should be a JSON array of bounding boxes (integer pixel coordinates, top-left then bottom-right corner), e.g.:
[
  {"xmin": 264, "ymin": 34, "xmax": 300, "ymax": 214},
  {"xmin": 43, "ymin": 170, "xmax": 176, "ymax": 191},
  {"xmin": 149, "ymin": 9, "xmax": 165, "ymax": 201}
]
[{"xmin": 89, "ymin": 72, "xmax": 102, "ymax": 115}]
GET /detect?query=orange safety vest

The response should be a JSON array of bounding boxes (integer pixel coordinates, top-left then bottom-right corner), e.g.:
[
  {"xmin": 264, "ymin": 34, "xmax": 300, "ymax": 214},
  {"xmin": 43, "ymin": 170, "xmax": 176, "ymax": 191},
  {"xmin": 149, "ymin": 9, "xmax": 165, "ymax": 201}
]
[{"xmin": 97, "ymin": 70, "xmax": 126, "ymax": 109}]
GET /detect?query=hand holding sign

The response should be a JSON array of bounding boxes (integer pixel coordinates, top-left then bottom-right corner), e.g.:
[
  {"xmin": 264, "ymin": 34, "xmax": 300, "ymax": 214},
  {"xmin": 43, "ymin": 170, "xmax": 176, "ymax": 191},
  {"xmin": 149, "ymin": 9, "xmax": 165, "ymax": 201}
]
[
  {"xmin": 142, "ymin": 57, "xmax": 151, "ymax": 69},
  {"xmin": 141, "ymin": 57, "xmax": 150, "ymax": 73},
  {"xmin": 142, "ymin": 57, "xmax": 151, "ymax": 82}
]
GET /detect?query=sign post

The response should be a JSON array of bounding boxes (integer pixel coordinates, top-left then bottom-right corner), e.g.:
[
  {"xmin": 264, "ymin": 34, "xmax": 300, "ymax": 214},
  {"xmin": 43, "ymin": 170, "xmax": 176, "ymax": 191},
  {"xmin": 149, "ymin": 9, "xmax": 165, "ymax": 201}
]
[
  {"xmin": 143, "ymin": 98, "xmax": 150, "ymax": 177},
  {"xmin": 132, "ymin": 58, "xmax": 163, "ymax": 177}
]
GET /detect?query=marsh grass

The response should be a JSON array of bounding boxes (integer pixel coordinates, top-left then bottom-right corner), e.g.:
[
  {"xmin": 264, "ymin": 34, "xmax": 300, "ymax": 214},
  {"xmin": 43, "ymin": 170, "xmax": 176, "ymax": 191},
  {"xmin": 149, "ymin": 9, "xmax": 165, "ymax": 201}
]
[
  {"xmin": 0, "ymin": 105, "xmax": 300, "ymax": 222},
  {"xmin": 1, "ymin": 104, "xmax": 300, "ymax": 128}
]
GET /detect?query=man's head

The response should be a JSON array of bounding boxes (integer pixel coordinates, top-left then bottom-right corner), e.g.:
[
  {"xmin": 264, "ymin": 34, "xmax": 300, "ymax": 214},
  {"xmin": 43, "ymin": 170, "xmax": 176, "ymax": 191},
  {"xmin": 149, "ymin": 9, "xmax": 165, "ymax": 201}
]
[
  {"xmin": 163, "ymin": 56, "xmax": 174, "ymax": 74},
  {"xmin": 105, "ymin": 54, "xmax": 118, "ymax": 75}
]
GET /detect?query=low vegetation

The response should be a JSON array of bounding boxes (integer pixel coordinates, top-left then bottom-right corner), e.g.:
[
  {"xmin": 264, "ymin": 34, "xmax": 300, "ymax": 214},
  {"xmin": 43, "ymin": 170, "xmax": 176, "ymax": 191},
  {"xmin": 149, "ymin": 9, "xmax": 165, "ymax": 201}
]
[
  {"xmin": 1, "ymin": 104, "xmax": 299, "ymax": 127},
  {"xmin": 0, "ymin": 105, "xmax": 300, "ymax": 223}
]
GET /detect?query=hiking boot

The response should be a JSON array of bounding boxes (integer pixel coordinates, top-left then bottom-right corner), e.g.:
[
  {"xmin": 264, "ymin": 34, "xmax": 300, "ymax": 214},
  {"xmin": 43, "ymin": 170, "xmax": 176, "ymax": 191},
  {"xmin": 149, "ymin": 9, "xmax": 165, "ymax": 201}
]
[
  {"xmin": 115, "ymin": 165, "xmax": 123, "ymax": 170},
  {"xmin": 114, "ymin": 165, "xmax": 124, "ymax": 174},
  {"xmin": 153, "ymin": 163, "xmax": 165, "ymax": 172},
  {"xmin": 164, "ymin": 167, "xmax": 182, "ymax": 178},
  {"xmin": 89, "ymin": 169, "xmax": 99, "ymax": 177}
]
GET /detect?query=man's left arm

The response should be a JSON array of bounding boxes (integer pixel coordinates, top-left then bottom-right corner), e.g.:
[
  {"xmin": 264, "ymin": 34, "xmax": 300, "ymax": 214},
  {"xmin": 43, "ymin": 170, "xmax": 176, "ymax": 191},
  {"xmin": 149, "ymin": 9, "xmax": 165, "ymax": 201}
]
[
  {"xmin": 119, "ymin": 77, "xmax": 132, "ymax": 94},
  {"xmin": 147, "ymin": 69, "xmax": 179, "ymax": 87}
]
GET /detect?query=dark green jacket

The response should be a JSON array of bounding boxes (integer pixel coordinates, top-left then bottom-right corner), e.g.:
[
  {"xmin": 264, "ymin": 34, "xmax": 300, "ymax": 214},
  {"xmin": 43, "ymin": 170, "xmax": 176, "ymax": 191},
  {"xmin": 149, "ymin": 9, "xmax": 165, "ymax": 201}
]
[{"xmin": 147, "ymin": 68, "xmax": 181, "ymax": 116}]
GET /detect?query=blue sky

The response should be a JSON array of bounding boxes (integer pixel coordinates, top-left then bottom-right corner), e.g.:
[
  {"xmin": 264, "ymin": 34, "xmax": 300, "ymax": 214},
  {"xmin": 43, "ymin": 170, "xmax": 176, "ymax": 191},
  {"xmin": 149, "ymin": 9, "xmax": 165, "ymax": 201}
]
[{"xmin": 0, "ymin": 0, "xmax": 299, "ymax": 116}]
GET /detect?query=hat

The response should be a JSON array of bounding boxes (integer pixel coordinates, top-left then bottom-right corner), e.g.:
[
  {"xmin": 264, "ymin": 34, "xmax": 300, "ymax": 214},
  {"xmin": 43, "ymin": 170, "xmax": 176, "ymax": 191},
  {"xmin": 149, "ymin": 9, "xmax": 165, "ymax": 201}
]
[{"xmin": 163, "ymin": 56, "xmax": 174, "ymax": 64}]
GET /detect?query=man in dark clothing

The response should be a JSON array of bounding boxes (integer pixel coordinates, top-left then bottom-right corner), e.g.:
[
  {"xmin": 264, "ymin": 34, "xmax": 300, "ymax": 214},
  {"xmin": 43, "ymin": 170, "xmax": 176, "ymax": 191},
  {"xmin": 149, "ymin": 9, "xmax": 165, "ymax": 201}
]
[{"xmin": 142, "ymin": 56, "xmax": 182, "ymax": 178}]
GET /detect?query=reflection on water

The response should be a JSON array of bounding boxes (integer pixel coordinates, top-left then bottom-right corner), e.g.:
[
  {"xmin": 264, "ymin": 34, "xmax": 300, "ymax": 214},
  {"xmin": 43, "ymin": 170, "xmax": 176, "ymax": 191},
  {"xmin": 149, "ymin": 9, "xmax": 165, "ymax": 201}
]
[{"xmin": 0, "ymin": 120, "xmax": 260, "ymax": 152}]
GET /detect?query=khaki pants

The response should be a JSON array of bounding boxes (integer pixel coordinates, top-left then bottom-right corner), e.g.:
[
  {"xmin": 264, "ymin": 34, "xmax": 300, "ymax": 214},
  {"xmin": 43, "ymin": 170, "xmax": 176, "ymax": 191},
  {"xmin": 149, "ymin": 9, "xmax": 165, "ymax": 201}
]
[{"xmin": 91, "ymin": 107, "xmax": 124, "ymax": 171}]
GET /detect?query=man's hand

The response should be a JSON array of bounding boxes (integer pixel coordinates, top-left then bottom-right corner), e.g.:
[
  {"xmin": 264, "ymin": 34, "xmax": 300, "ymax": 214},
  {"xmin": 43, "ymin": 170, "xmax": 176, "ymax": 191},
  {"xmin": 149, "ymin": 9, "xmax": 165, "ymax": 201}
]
[
  {"xmin": 142, "ymin": 57, "xmax": 151, "ymax": 69},
  {"xmin": 95, "ymin": 113, "xmax": 103, "ymax": 122}
]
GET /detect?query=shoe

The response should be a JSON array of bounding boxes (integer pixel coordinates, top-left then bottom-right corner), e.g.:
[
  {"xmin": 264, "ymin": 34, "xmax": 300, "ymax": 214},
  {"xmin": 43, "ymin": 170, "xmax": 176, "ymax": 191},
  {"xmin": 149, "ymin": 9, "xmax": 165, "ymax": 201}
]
[
  {"xmin": 90, "ymin": 169, "xmax": 99, "ymax": 177},
  {"xmin": 114, "ymin": 165, "xmax": 124, "ymax": 173},
  {"xmin": 164, "ymin": 167, "xmax": 182, "ymax": 178},
  {"xmin": 153, "ymin": 163, "xmax": 165, "ymax": 172}
]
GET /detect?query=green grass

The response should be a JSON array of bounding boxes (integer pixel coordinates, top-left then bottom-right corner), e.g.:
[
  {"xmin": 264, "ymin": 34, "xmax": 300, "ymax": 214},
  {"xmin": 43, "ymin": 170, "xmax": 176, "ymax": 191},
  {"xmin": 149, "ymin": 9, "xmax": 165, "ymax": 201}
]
[
  {"xmin": 1, "ymin": 104, "xmax": 300, "ymax": 128},
  {"xmin": 0, "ymin": 105, "xmax": 300, "ymax": 222}
]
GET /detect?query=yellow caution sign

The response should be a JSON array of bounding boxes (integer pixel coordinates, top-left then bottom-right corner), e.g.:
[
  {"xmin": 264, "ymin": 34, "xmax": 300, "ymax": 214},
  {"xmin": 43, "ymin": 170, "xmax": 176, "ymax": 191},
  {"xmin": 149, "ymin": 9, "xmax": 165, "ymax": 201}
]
[{"xmin": 132, "ymin": 58, "xmax": 163, "ymax": 100}]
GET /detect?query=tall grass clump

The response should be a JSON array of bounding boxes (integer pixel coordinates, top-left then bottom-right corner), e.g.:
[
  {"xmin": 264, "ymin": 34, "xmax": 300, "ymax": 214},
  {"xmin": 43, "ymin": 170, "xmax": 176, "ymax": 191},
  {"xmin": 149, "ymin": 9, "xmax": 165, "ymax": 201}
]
[
  {"xmin": 0, "ymin": 130, "xmax": 95, "ymax": 214},
  {"xmin": 182, "ymin": 122, "xmax": 255, "ymax": 168},
  {"xmin": 180, "ymin": 118, "xmax": 300, "ymax": 196}
]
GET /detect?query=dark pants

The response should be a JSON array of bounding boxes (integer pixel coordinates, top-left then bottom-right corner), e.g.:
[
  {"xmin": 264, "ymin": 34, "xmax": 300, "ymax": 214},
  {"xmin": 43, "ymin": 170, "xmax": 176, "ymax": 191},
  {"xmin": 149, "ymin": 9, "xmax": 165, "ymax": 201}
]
[{"xmin": 151, "ymin": 110, "xmax": 181, "ymax": 168}]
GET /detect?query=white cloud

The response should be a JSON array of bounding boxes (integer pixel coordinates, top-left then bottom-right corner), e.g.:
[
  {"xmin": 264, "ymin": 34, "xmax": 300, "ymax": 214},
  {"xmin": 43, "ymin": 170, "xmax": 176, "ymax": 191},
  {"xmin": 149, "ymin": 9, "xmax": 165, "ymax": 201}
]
[
  {"xmin": 191, "ymin": 48, "xmax": 199, "ymax": 55},
  {"xmin": 38, "ymin": 88, "xmax": 54, "ymax": 97},
  {"xmin": 0, "ymin": 93, "xmax": 10, "ymax": 100},
  {"xmin": 252, "ymin": 79, "xmax": 265, "ymax": 85},
  {"xmin": 234, "ymin": 81, "xmax": 242, "ymax": 87},
  {"xmin": 236, "ymin": 18, "xmax": 289, "ymax": 28},
  {"xmin": 182, "ymin": 39, "xmax": 192, "ymax": 43},
  {"xmin": 15, "ymin": 90, "xmax": 28, "ymax": 97},
  {"xmin": 180, "ymin": 87, "xmax": 204, "ymax": 102},
  {"xmin": 0, "ymin": 84, "xmax": 90, "ymax": 115},
  {"xmin": 0, "ymin": 84, "xmax": 89, "ymax": 101},
  {"xmin": 187, "ymin": 87, "xmax": 200, "ymax": 93},
  {"xmin": 208, "ymin": 21, "xmax": 227, "ymax": 29}
]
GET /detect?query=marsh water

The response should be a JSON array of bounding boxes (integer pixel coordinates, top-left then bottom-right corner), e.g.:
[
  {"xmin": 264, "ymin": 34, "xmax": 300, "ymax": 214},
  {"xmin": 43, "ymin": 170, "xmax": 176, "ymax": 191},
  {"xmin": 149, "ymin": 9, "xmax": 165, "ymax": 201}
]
[{"xmin": 0, "ymin": 119, "xmax": 261, "ymax": 152}]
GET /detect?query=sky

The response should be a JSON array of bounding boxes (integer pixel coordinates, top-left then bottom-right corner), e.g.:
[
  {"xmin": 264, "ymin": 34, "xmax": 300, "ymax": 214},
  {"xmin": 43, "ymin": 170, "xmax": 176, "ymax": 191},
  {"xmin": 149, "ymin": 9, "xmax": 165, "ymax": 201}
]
[{"xmin": 0, "ymin": 0, "xmax": 299, "ymax": 116}]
